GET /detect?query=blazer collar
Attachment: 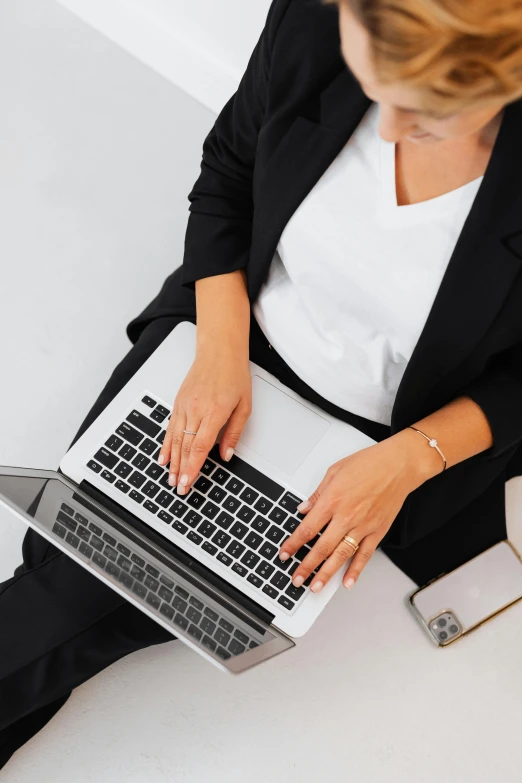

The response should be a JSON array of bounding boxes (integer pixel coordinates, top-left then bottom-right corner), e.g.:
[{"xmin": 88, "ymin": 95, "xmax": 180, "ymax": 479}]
[{"xmin": 253, "ymin": 63, "xmax": 522, "ymax": 433}]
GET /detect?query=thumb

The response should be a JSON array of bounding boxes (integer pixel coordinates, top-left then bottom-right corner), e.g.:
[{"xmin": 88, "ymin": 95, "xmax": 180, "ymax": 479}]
[{"xmin": 219, "ymin": 405, "xmax": 251, "ymax": 462}]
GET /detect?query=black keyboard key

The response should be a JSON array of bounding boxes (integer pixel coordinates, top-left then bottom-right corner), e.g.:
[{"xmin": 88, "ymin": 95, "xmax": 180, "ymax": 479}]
[
  {"xmin": 104, "ymin": 545, "xmax": 118, "ymax": 562},
  {"xmin": 239, "ymin": 487, "xmax": 259, "ymax": 505},
  {"xmin": 158, "ymin": 510, "xmax": 173, "ymax": 524},
  {"xmin": 105, "ymin": 561, "xmax": 120, "ymax": 578},
  {"xmin": 228, "ymin": 639, "xmax": 245, "ymax": 656},
  {"xmin": 76, "ymin": 525, "xmax": 90, "ymax": 542},
  {"xmin": 208, "ymin": 443, "xmax": 285, "ymax": 502},
  {"xmin": 57, "ymin": 510, "xmax": 77, "ymax": 531},
  {"xmin": 237, "ymin": 505, "xmax": 256, "ymax": 523},
  {"xmin": 200, "ymin": 501, "xmax": 220, "ymax": 520},
  {"xmin": 52, "ymin": 522, "xmax": 66, "ymax": 539},
  {"xmin": 251, "ymin": 516, "xmax": 269, "ymax": 534},
  {"xmin": 255, "ymin": 560, "xmax": 275, "ymax": 579},
  {"xmin": 60, "ymin": 503, "xmax": 74, "ymax": 516},
  {"xmin": 156, "ymin": 429, "xmax": 166, "ymax": 445},
  {"xmin": 286, "ymin": 584, "xmax": 306, "ymax": 601},
  {"xmin": 115, "ymin": 462, "xmax": 133, "ymax": 479},
  {"xmin": 244, "ymin": 531, "xmax": 263, "ymax": 550},
  {"xmin": 229, "ymin": 521, "xmax": 248, "ymax": 539},
  {"xmin": 275, "ymin": 553, "xmax": 293, "ymax": 571},
  {"xmin": 117, "ymin": 543, "xmax": 131, "ymax": 556},
  {"xmin": 266, "ymin": 525, "xmax": 285, "ymax": 544},
  {"xmin": 142, "ymin": 481, "xmax": 160, "ymax": 498},
  {"xmin": 117, "ymin": 555, "xmax": 132, "ymax": 572},
  {"xmin": 145, "ymin": 463, "xmax": 164, "ymax": 481},
  {"xmin": 129, "ymin": 490, "xmax": 145, "ymax": 504},
  {"xmin": 262, "ymin": 584, "xmax": 278, "ymax": 600},
  {"xmin": 270, "ymin": 570, "xmax": 290, "ymax": 590},
  {"xmin": 207, "ymin": 485, "xmax": 227, "ymax": 504},
  {"xmin": 234, "ymin": 629, "xmax": 249, "ymax": 644},
  {"xmin": 288, "ymin": 561, "xmax": 299, "ymax": 576},
  {"xmin": 119, "ymin": 444, "xmax": 137, "ymax": 461},
  {"xmin": 225, "ymin": 477, "xmax": 244, "ymax": 495},
  {"xmin": 259, "ymin": 541, "xmax": 278, "ymax": 560},
  {"xmin": 202, "ymin": 635, "xmax": 216, "ymax": 652},
  {"xmin": 93, "ymin": 447, "xmax": 119, "ymax": 470},
  {"xmin": 126, "ymin": 409, "xmax": 161, "ymax": 438},
  {"xmin": 101, "ymin": 470, "xmax": 116, "ymax": 484},
  {"xmin": 211, "ymin": 530, "xmax": 231, "ymax": 549},
  {"xmin": 217, "ymin": 552, "xmax": 233, "ymax": 567},
  {"xmin": 130, "ymin": 565, "xmax": 145, "ymax": 581},
  {"xmin": 278, "ymin": 595, "xmax": 295, "ymax": 610},
  {"xmin": 143, "ymin": 500, "xmax": 159, "ymax": 514},
  {"xmin": 240, "ymin": 550, "xmax": 260, "ymax": 569},
  {"xmin": 159, "ymin": 574, "xmax": 174, "ymax": 588},
  {"xmin": 193, "ymin": 476, "xmax": 212, "ymax": 493},
  {"xmin": 156, "ymin": 490, "xmax": 174, "ymax": 508},
  {"xmin": 247, "ymin": 573, "xmax": 263, "ymax": 589},
  {"xmin": 175, "ymin": 585, "xmax": 189, "ymax": 599},
  {"xmin": 160, "ymin": 602, "xmax": 175, "ymax": 620},
  {"xmin": 174, "ymin": 614, "xmax": 189, "ymax": 630},
  {"xmin": 204, "ymin": 607, "xmax": 219, "ymax": 621},
  {"xmin": 146, "ymin": 593, "xmax": 161, "ymax": 610},
  {"xmin": 283, "ymin": 517, "xmax": 299, "ymax": 534},
  {"xmin": 188, "ymin": 624, "xmax": 202, "ymax": 641},
  {"xmin": 146, "ymin": 564, "xmax": 159, "ymax": 577},
  {"xmin": 215, "ymin": 511, "xmax": 234, "ymax": 530},
  {"xmin": 132, "ymin": 453, "xmax": 150, "ymax": 470},
  {"xmin": 210, "ymin": 466, "xmax": 230, "ymax": 485},
  {"xmin": 92, "ymin": 551, "xmax": 107, "ymax": 568},
  {"xmin": 170, "ymin": 499, "xmax": 188, "ymax": 518},
  {"xmin": 232, "ymin": 563, "xmax": 248, "ymax": 578},
  {"xmin": 186, "ymin": 492, "xmax": 205, "ymax": 510},
  {"xmin": 90, "ymin": 535, "xmax": 104, "ymax": 552},
  {"xmin": 144, "ymin": 575, "xmax": 159, "ymax": 591},
  {"xmin": 216, "ymin": 647, "xmax": 231, "ymax": 660},
  {"xmin": 173, "ymin": 596, "xmax": 187, "ymax": 612},
  {"xmin": 118, "ymin": 570, "xmax": 134, "ymax": 588},
  {"xmin": 116, "ymin": 422, "xmax": 143, "ymax": 446},
  {"xmin": 128, "ymin": 471, "xmax": 147, "ymax": 488},
  {"xmin": 278, "ymin": 492, "xmax": 303, "ymax": 516},
  {"xmin": 142, "ymin": 395, "xmax": 156, "ymax": 408},
  {"xmin": 202, "ymin": 541, "xmax": 218, "ymax": 557},
  {"xmin": 187, "ymin": 530, "xmax": 202, "ymax": 545},
  {"xmin": 254, "ymin": 496, "xmax": 273, "ymax": 515},
  {"xmin": 200, "ymin": 459, "xmax": 215, "ymax": 476},
  {"xmin": 226, "ymin": 540, "xmax": 245, "ymax": 559},
  {"xmin": 219, "ymin": 618, "xmax": 234, "ymax": 633},
  {"xmin": 222, "ymin": 496, "xmax": 241, "ymax": 514},
  {"xmin": 173, "ymin": 520, "xmax": 188, "ymax": 536},
  {"xmin": 79, "ymin": 542, "xmax": 93, "ymax": 558},
  {"xmin": 132, "ymin": 581, "xmax": 147, "ymax": 599},
  {"xmin": 151, "ymin": 408, "xmax": 168, "ymax": 424},
  {"xmin": 75, "ymin": 513, "xmax": 88, "ymax": 525},
  {"xmin": 131, "ymin": 553, "xmax": 145, "ymax": 567},
  {"xmin": 187, "ymin": 607, "xmax": 202, "ymax": 623},
  {"xmin": 87, "ymin": 460, "xmax": 102, "ymax": 474},
  {"xmin": 184, "ymin": 510, "xmax": 202, "ymax": 528},
  {"xmin": 102, "ymin": 533, "xmax": 117, "ymax": 546},
  {"xmin": 215, "ymin": 628, "xmax": 230, "ymax": 645},
  {"xmin": 88, "ymin": 522, "xmax": 102, "ymax": 536},
  {"xmin": 295, "ymin": 545, "xmax": 311, "ymax": 562},
  {"xmin": 269, "ymin": 507, "xmax": 287, "ymax": 525},
  {"xmin": 140, "ymin": 438, "xmax": 158, "ymax": 456},
  {"xmin": 115, "ymin": 480, "xmax": 130, "ymax": 494},
  {"xmin": 158, "ymin": 586, "xmax": 173, "ymax": 602},
  {"xmin": 201, "ymin": 617, "xmax": 216, "ymax": 635}
]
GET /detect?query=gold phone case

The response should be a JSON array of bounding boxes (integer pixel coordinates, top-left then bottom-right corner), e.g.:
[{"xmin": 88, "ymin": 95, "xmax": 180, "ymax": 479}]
[{"xmin": 408, "ymin": 539, "xmax": 522, "ymax": 647}]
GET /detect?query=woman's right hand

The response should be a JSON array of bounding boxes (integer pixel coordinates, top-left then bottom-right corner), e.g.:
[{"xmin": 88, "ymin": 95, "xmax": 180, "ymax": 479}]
[{"xmin": 157, "ymin": 346, "xmax": 253, "ymax": 496}]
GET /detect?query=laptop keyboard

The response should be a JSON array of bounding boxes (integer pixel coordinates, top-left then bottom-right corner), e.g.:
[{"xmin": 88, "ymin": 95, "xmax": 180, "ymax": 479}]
[
  {"xmin": 53, "ymin": 502, "xmax": 262, "ymax": 659},
  {"xmin": 85, "ymin": 393, "xmax": 322, "ymax": 613}
]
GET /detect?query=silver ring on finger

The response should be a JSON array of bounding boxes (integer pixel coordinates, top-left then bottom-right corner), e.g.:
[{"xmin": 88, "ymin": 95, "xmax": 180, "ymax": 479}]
[{"xmin": 182, "ymin": 429, "xmax": 198, "ymax": 435}]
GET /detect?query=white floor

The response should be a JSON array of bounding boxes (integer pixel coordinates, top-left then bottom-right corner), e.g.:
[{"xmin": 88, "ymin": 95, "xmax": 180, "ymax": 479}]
[{"xmin": 2, "ymin": 1, "xmax": 522, "ymax": 780}]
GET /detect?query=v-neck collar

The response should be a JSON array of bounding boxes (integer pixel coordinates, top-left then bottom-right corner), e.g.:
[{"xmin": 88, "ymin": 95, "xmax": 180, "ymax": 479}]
[{"xmin": 378, "ymin": 113, "xmax": 484, "ymax": 222}]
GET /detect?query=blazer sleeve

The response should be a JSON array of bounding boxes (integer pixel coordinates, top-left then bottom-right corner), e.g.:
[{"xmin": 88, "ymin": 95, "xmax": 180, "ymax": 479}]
[
  {"xmin": 457, "ymin": 339, "xmax": 522, "ymax": 460},
  {"xmin": 180, "ymin": 0, "xmax": 293, "ymax": 292}
]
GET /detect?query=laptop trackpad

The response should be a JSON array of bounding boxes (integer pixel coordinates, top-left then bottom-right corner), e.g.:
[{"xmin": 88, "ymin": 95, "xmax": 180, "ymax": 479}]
[{"xmin": 238, "ymin": 375, "xmax": 330, "ymax": 475}]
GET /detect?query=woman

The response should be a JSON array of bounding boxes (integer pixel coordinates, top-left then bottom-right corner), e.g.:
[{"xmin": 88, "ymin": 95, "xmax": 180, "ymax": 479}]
[{"xmin": 2, "ymin": 0, "xmax": 522, "ymax": 767}]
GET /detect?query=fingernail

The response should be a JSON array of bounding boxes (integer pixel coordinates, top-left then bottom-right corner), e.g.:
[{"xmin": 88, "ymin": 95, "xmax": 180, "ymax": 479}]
[
  {"xmin": 297, "ymin": 500, "xmax": 311, "ymax": 512},
  {"xmin": 344, "ymin": 578, "xmax": 355, "ymax": 589},
  {"xmin": 158, "ymin": 454, "xmax": 167, "ymax": 465},
  {"xmin": 168, "ymin": 473, "xmax": 177, "ymax": 486},
  {"xmin": 179, "ymin": 474, "xmax": 188, "ymax": 486},
  {"xmin": 293, "ymin": 575, "xmax": 304, "ymax": 587},
  {"xmin": 225, "ymin": 447, "xmax": 234, "ymax": 462},
  {"xmin": 310, "ymin": 580, "xmax": 323, "ymax": 593},
  {"xmin": 177, "ymin": 485, "xmax": 187, "ymax": 495},
  {"xmin": 279, "ymin": 552, "xmax": 289, "ymax": 561}
]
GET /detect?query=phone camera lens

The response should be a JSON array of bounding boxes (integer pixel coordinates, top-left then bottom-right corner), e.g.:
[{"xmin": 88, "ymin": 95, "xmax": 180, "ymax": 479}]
[
  {"xmin": 439, "ymin": 631, "xmax": 448, "ymax": 640},
  {"xmin": 449, "ymin": 624, "xmax": 459, "ymax": 634},
  {"xmin": 438, "ymin": 618, "xmax": 447, "ymax": 627}
]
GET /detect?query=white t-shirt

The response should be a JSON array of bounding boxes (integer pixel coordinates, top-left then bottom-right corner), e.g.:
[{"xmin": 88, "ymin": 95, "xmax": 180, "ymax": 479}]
[{"xmin": 252, "ymin": 102, "xmax": 483, "ymax": 425}]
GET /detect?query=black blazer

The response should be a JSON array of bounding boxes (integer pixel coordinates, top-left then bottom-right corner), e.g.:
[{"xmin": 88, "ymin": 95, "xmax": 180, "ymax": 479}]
[{"xmin": 129, "ymin": 0, "xmax": 522, "ymax": 550}]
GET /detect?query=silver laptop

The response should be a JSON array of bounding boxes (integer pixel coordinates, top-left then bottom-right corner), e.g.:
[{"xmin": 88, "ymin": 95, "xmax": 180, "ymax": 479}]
[{"xmin": 0, "ymin": 321, "xmax": 375, "ymax": 673}]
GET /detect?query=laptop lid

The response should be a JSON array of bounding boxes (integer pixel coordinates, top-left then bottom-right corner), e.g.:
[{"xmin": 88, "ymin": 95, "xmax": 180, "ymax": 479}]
[{"xmin": 0, "ymin": 466, "xmax": 295, "ymax": 674}]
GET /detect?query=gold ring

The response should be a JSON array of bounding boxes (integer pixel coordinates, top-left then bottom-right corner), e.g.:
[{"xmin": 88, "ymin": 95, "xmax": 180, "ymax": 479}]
[{"xmin": 342, "ymin": 534, "xmax": 359, "ymax": 552}]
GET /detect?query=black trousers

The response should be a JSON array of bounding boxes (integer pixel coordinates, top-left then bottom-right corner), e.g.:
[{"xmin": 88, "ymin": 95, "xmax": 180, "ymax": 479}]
[{"xmin": 0, "ymin": 266, "xmax": 510, "ymax": 768}]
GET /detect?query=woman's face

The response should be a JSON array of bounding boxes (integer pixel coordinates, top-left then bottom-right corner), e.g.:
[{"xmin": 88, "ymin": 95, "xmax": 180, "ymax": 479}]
[{"xmin": 338, "ymin": 2, "xmax": 504, "ymax": 144}]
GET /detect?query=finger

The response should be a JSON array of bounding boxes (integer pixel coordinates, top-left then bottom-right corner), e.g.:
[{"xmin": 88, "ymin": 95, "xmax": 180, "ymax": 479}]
[
  {"xmin": 288, "ymin": 520, "xmax": 360, "ymax": 588},
  {"xmin": 307, "ymin": 533, "xmax": 365, "ymax": 593},
  {"xmin": 341, "ymin": 533, "xmax": 379, "ymax": 589},
  {"xmin": 277, "ymin": 495, "xmax": 331, "ymax": 563},
  {"xmin": 219, "ymin": 401, "xmax": 252, "ymax": 463},
  {"xmin": 164, "ymin": 410, "xmax": 188, "ymax": 487},
  {"xmin": 176, "ymin": 415, "xmax": 218, "ymax": 495}
]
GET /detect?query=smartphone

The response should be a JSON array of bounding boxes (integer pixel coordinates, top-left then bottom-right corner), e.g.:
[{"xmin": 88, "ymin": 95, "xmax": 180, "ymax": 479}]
[{"xmin": 408, "ymin": 539, "xmax": 522, "ymax": 647}]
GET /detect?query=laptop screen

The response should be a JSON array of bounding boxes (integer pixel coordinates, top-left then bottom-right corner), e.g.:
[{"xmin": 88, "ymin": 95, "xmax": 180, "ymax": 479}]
[{"xmin": 0, "ymin": 468, "xmax": 294, "ymax": 673}]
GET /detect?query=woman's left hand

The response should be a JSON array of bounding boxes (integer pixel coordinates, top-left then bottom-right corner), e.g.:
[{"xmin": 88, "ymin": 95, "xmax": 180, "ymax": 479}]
[{"xmin": 278, "ymin": 430, "xmax": 435, "ymax": 593}]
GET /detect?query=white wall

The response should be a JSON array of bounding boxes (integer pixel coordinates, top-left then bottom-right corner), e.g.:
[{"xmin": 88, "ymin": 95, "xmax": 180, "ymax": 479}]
[{"xmin": 57, "ymin": 0, "xmax": 273, "ymax": 112}]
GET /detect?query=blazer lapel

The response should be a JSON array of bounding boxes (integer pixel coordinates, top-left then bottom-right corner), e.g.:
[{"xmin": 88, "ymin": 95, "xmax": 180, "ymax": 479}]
[{"xmin": 252, "ymin": 61, "xmax": 522, "ymax": 432}]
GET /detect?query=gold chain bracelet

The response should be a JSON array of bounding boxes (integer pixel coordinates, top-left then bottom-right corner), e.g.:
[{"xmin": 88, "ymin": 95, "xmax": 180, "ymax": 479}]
[{"xmin": 408, "ymin": 426, "xmax": 447, "ymax": 472}]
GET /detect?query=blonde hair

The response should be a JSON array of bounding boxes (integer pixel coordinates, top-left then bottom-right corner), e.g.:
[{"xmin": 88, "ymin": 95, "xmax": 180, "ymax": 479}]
[{"xmin": 323, "ymin": 0, "xmax": 522, "ymax": 114}]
